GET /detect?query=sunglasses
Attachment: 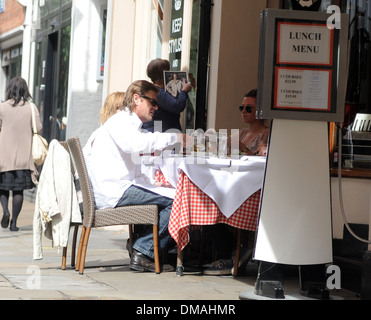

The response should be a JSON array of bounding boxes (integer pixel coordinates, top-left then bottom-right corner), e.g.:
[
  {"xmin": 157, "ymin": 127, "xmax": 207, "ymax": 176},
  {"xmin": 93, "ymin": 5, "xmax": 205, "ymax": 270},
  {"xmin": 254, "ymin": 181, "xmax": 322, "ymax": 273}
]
[
  {"xmin": 140, "ymin": 95, "xmax": 159, "ymax": 107},
  {"xmin": 239, "ymin": 105, "xmax": 253, "ymax": 113}
]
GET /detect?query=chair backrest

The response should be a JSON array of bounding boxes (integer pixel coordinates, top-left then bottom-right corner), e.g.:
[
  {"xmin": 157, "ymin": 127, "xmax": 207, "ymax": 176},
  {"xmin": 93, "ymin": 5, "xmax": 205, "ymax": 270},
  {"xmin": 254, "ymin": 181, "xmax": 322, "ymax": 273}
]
[
  {"xmin": 67, "ymin": 137, "xmax": 95, "ymax": 228},
  {"xmin": 59, "ymin": 141, "xmax": 75, "ymax": 176}
]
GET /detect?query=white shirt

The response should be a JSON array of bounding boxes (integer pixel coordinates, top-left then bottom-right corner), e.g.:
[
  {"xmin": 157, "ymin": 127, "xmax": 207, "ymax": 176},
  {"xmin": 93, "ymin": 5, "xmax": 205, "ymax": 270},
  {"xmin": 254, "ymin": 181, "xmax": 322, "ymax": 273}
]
[{"xmin": 84, "ymin": 110, "xmax": 177, "ymax": 209}]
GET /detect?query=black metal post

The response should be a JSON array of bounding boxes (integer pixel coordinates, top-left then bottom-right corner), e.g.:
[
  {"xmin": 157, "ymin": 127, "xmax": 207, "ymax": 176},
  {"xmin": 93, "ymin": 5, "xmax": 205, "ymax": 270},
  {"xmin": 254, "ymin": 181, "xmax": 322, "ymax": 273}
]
[{"xmin": 195, "ymin": 0, "xmax": 213, "ymax": 131}]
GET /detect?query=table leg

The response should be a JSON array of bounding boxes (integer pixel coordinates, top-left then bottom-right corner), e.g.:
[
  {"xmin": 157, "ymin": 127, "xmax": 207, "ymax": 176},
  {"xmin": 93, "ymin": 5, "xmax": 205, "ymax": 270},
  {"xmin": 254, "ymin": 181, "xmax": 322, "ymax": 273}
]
[
  {"xmin": 198, "ymin": 227, "xmax": 205, "ymax": 267},
  {"xmin": 233, "ymin": 229, "xmax": 242, "ymax": 276},
  {"xmin": 176, "ymin": 249, "xmax": 184, "ymax": 276}
]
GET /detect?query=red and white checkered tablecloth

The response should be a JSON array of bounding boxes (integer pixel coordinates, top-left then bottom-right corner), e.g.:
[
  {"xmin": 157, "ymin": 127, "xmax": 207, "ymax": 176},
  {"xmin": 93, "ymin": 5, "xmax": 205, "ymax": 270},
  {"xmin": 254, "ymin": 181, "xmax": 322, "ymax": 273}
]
[{"xmin": 162, "ymin": 170, "xmax": 261, "ymax": 251}]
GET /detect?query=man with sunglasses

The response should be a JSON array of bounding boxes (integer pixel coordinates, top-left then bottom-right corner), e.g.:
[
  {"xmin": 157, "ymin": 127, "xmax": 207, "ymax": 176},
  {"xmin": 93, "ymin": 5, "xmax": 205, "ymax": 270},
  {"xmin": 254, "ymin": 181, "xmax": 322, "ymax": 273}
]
[
  {"xmin": 84, "ymin": 80, "xmax": 189, "ymax": 273},
  {"xmin": 237, "ymin": 89, "xmax": 269, "ymax": 157}
]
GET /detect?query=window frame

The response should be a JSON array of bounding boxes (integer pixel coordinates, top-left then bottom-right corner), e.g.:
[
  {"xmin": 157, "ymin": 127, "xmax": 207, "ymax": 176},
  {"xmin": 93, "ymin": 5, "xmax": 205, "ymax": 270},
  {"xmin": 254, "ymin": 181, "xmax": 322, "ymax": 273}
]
[{"xmin": 97, "ymin": 4, "xmax": 107, "ymax": 81}]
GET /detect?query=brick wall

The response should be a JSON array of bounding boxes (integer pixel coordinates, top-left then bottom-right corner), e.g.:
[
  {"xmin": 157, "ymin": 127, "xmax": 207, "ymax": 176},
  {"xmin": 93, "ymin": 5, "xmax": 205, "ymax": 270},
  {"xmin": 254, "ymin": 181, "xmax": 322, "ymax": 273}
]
[{"xmin": 0, "ymin": 0, "xmax": 25, "ymax": 35}]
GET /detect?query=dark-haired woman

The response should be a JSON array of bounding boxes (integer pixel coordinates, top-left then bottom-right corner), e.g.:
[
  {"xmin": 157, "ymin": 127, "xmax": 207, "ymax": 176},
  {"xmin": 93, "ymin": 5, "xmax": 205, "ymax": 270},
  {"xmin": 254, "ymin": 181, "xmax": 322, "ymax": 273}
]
[
  {"xmin": 0, "ymin": 77, "xmax": 42, "ymax": 231},
  {"xmin": 142, "ymin": 58, "xmax": 192, "ymax": 133}
]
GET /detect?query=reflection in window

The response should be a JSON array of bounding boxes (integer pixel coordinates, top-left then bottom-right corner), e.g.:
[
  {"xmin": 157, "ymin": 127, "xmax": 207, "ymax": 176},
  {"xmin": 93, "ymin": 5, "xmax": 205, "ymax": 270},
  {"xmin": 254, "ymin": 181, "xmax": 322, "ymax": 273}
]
[
  {"xmin": 48, "ymin": 0, "xmax": 61, "ymax": 12},
  {"xmin": 148, "ymin": 0, "xmax": 164, "ymax": 60},
  {"xmin": 34, "ymin": 41, "xmax": 46, "ymax": 126},
  {"xmin": 146, "ymin": 0, "xmax": 200, "ymax": 130},
  {"xmin": 56, "ymin": 25, "xmax": 71, "ymax": 141},
  {"xmin": 100, "ymin": 9, "xmax": 107, "ymax": 78},
  {"xmin": 186, "ymin": 0, "xmax": 200, "ymax": 130}
]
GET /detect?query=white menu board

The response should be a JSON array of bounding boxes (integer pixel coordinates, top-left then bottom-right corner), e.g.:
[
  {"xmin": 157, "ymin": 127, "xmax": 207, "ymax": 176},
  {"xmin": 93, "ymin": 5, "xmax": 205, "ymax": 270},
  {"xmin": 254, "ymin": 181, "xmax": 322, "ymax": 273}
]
[
  {"xmin": 275, "ymin": 67, "xmax": 331, "ymax": 111},
  {"xmin": 257, "ymin": 9, "xmax": 349, "ymax": 122}
]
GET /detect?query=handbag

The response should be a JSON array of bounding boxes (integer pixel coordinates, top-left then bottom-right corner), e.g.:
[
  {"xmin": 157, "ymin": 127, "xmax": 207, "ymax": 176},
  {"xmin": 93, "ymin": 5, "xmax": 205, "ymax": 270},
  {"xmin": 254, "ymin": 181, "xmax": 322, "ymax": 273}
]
[{"xmin": 30, "ymin": 103, "xmax": 48, "ymax": 166}]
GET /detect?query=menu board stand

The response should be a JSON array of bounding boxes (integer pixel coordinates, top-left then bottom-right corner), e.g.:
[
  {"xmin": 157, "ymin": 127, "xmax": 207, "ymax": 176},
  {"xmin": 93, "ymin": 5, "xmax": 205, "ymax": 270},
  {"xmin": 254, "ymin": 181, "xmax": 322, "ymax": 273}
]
[
  {"xmin": 241, "ymin": 9, "xmax": 348, "ymax": 300},
  {"xmin": 250, "ymin": 119, "xmax": 332, "ymax": 300}
]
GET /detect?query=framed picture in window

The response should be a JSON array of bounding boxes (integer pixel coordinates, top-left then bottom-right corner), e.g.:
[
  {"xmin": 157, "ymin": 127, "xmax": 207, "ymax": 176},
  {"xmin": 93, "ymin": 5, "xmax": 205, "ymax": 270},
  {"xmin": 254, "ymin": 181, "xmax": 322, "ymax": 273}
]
[{"xmin": 164, "ymin": 71, "xmax": 188, "ymax": 98}]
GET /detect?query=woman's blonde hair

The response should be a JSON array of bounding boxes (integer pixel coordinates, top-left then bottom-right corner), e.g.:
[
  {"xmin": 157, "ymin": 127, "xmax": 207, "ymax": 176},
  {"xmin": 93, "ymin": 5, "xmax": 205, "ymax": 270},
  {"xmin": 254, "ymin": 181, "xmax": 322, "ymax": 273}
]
[{"xmin": 99, "ymin": 91, "xmax": 126, "ymax": 124}]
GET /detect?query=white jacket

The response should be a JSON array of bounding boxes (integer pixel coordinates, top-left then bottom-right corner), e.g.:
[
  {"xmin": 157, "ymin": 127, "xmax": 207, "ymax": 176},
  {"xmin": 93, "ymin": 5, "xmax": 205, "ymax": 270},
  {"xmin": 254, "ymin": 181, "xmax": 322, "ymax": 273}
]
[{"xmin": 33, "ymin": 140, "xmax": 82, "ymax": 260}]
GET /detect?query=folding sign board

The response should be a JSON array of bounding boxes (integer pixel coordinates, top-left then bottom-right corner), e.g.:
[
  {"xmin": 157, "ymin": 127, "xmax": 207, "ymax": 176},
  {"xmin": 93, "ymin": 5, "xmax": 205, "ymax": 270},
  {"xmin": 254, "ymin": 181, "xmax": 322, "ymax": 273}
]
[{"xmin": 257, "ymin": 9, "xmax": 349, "ymax": 122}]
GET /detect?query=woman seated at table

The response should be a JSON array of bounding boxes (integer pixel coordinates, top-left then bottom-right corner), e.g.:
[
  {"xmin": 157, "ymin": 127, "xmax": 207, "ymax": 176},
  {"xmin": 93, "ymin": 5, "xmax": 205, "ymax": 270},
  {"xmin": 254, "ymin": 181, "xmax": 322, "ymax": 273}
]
[
  {"xmin": 230, "ymin": 88, "xmax": 270, "ymax": 157},
  {"xmin": 203, "ymin": 89, "xmax": 270, "ymax": 276},
  {"xmin": 84, "ymin": 91, "xmax": 126, "ymax": 166}
]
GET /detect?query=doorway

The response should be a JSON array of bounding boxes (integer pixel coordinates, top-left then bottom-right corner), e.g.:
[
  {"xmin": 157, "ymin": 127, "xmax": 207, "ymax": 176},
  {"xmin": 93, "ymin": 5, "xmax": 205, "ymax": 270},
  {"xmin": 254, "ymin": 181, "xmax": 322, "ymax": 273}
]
[
  {"xmin": 41, "ymin": 24, "xmax": 70, "ymax": 142},
  {"xmin": 44, "ymin": 32, "xmax": 59, "ymax": 142}
]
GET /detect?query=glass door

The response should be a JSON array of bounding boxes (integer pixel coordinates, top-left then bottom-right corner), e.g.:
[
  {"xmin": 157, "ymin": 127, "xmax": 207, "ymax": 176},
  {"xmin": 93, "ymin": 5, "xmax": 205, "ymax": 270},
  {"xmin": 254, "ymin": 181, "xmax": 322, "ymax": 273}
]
[{"xmin": 33, "ymin": 0, "xmax": 71, "ymax": 142}]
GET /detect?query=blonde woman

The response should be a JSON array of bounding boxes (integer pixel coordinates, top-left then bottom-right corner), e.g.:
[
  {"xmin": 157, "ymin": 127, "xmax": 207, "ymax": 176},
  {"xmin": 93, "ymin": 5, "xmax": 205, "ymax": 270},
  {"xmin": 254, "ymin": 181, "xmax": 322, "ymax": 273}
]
[
  {"xmin": 99, "ymin": 91, "xmax": 126, "ymax": 124},
  {"xmin": 84, "ymin": 92, "xmax": 125, "ymax": 167}
]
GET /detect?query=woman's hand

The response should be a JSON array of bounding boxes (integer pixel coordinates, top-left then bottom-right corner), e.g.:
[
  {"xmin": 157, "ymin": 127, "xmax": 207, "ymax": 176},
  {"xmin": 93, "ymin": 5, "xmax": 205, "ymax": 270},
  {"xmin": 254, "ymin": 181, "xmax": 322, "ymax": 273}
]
[
  {"xmin": 256, "ymin": 144, "xmax": 268, "ymax": 157},
  {"xmin": 154, "ymin": 181, "xmax": 174, "ymax": 188},
  {"xmin": 239, "ymin": 142, "xmax": 253, "ymax": 155}
]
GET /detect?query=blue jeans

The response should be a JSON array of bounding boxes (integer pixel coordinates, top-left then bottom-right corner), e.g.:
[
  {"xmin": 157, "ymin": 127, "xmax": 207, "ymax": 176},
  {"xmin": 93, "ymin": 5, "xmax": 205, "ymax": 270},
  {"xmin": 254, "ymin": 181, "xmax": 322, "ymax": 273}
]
[{"xmin": 116, "ymin": 185, "xmax": 173, "ymax": 259}]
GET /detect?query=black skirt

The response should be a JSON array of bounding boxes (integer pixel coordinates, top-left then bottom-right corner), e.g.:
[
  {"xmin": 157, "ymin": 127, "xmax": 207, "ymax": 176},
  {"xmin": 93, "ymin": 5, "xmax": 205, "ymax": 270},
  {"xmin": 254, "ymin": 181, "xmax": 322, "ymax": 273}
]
[{"xmin": 0, "ymin": 170, "xmax": 35, "ymax": 191}]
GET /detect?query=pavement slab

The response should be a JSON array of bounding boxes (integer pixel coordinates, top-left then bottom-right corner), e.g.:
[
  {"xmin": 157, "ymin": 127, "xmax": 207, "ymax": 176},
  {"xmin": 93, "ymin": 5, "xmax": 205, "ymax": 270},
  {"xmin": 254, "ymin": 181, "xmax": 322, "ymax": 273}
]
[{"xmin": 0, "ymin": 199, "xmax": 360, "ymax": 302}]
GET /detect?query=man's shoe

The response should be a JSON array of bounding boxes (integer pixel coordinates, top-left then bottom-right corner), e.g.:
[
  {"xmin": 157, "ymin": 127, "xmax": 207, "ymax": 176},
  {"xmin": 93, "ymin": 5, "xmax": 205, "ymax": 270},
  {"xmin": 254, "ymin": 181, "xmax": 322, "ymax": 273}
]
[
  {"xmin": 203, "ymin": 259, "xmax": 233, "ymax": 275},
  {"xmin": 130, "ymin": 250, "xmax": 174, "ymax": 273}
]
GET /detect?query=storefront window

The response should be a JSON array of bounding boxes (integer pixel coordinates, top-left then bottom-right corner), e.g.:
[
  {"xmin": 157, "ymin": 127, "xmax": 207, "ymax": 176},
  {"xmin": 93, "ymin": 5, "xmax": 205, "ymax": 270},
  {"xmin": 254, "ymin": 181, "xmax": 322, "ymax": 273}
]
[
  {"xmin": 48, "ymin": 0, "xmax": 61, "ymax": 13},
  {"xmin": 56, "ymin": 25, "xmax": 71, "ymax": 141},
  {"xmin": 147, "ymin": 0, "xmax": 200, "ymax": 130},
  {"xmin": 34, "ymin": 41, "xmax": 46, "ymax": 127},
  {"xmin": 33, "ymin": 0, "xmax": 72, "ymax": 141},
  {"xmin": 338, "ymin": 0, "xmax": 371, "ymax": 173},
  {"xmin": 99, "ymin": 8, "xmax": 107, "ymax": 79},
  {"xmin": 281, "ymin": 1, "xmax": 371, "ymax": 175},
  {"xmin": 186, "ymin": 0, "xmax": 200, "ymax": 129},
  {"xmin": 39, "ymin": 0, "xmax": 71, "ymax": 17},
  {"xmin": 148, "ymin": 0, "xmax": 164, "ymax": 59},
  {"xmin": 1, "ymin": 45, "xmax": 22, "ymax": 92}
]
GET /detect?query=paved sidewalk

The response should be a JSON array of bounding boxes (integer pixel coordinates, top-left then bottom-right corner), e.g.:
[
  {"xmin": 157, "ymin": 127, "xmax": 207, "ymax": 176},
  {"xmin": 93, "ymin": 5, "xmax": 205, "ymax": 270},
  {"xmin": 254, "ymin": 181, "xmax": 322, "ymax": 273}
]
[{"xmin": 0, "ymin": 200, "xmax": 360, "ymax": 301}]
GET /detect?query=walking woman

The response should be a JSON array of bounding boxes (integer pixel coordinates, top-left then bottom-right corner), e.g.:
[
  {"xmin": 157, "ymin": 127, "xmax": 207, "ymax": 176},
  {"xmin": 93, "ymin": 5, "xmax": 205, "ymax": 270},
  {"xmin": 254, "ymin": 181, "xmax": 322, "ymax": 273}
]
[{"xmin": 0, "ymin": 77, "xmax": 42, "ymax": 231}]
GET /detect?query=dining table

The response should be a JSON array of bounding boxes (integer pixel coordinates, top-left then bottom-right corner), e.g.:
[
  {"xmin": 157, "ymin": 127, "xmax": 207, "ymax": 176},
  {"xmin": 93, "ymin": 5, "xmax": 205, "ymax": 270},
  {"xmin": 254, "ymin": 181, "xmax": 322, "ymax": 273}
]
[{"xmin": 142, "ymin": 153, "xmax": 266, "ymax": 276}]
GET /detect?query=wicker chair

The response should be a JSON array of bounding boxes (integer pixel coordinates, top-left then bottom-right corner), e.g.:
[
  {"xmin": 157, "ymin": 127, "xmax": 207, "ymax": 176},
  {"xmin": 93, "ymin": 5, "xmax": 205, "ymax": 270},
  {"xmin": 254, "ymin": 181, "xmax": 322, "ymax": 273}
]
[
  {"xmin": 66, "ymin": 137, "xmax": 160, "ymax": 274},
  {"xmin": 59, "ymin": 141, "xmax": 81, "ymax": 270}
]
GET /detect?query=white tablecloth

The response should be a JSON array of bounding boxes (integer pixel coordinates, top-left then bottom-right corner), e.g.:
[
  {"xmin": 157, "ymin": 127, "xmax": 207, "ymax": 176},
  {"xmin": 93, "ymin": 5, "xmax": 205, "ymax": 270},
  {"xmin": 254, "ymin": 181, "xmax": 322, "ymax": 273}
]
[{"xmin": 142, "ymin": 155, "xmax": 266, "ymax": 218}]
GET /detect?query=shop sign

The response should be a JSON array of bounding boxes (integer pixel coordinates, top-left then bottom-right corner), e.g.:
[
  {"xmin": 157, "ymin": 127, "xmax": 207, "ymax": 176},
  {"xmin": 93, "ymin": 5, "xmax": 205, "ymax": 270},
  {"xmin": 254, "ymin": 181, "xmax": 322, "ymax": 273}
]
[{"xmin": 169, "ymin": 0, "xmax": 184, "ymax": 70}]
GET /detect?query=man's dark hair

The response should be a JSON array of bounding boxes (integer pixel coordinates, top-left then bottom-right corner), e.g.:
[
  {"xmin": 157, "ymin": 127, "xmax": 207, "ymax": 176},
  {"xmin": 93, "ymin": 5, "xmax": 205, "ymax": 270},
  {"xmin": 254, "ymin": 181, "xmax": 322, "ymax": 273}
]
[
  {"xmin": 244, "ymin": 89, "xmax": 257, "ymax": 99},
  {"xmin": 146, "ymin": 59, "xmax": 170, "ymax": 85}
]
